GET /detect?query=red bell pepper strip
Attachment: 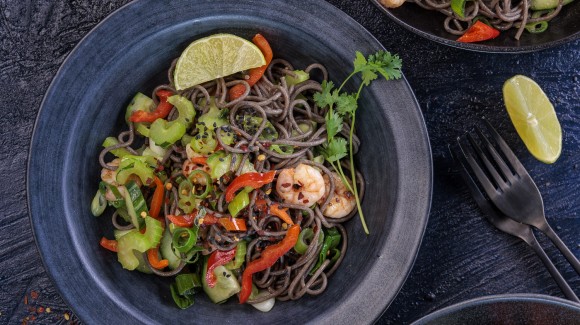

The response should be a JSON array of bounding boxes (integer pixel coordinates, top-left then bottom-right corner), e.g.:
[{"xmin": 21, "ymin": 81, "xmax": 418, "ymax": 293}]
[
  {"xmin": 147, "ymin": 245, "xmax": 169, "ymax": 270},
  {"xmin": 270, "ymin": 203, "xmax": 294, "ymax": 225},
  {"xmin": 228, "ymin": 34, "xmax": 273, "ymax": 101},
  {"xmin": 239, "ymin": 224, "xmax": 300, "ymax": 303},
  {"xmin": 457, "ymin": 21, "xmax": 500, "ymax": 43},
  {"xmin": 218, "ymin": 217, "xmax": 247, "ymax": 232},
  {"xmin": 149, "ymin": 176, "xmax": 164, "ymax": 219},
  {"xmin": 129, "ymin": 89, "xmax": 174, "ymax": 123},
  {"xmin": 225, "ymin": 170, "xmax": 276, "ymax": 203},
  {"xmin": 168, "ymin": 214, "xmax": 197, "ymax": 228},
  {"xmin": 206, "ymin": 248, "xmax": 237, "ymax": 288},
  {"xmin": 100, "ymin": 237, "xmax": 118, "ymax": 252},
  {"xmin": 167, "ymin": 212, "xmax": 247, "ymax": 231}
]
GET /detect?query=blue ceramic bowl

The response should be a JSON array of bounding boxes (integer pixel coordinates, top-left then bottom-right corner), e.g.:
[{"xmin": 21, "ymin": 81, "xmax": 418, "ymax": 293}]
[{"xmin": 28, "ymin": 0, "xmax": 432, "ymax": 324}]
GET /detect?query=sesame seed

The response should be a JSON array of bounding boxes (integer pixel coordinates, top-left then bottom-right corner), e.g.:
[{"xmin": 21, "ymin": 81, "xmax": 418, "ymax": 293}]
[
  {"xmin": 257, "ymin": 154, "xmax": 266, "ymax": 161},
  {"xmin": 64, "ymin": 313, "xmax": 70, "ymax": 321},
  {"xmin": 46, "ymin": 308, "xmax": 51, "ymax": 313},
  {"xmin": 165, "ymin": 183, "xmax": 173, "ymax": 190},
  {"xmin": 265, "ymin": 189, "xmax": 272, "ymax": 195},
  {"xmin": 282, "ymin": 223, "xmax": 288, "ymax": 230},
  {"xmin": 140, "ymin": 211, "xmax": 147, "ymax": 218}
]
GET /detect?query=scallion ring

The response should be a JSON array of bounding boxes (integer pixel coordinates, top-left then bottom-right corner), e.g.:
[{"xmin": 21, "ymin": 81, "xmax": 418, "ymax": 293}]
[
  {"xmin": 172, "ymin": 227, "xmax": 197, "ymax": 253},
  {"xmin": 187, "ymin": 169, "xmax": 212, "ymax": 199}
]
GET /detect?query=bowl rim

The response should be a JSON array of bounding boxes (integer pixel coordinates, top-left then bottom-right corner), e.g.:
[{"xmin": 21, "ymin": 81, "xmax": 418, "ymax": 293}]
[
  {"xmin": 411, "ymin": 293, "xmax": 580, "ymax": 324},
  {"xmin": 27, "ymin": 0, "xmax": 433, "ymax": 323},
  {"xmin": 370, "ymin": 0, "xmax": 580, "ymax": 53}
]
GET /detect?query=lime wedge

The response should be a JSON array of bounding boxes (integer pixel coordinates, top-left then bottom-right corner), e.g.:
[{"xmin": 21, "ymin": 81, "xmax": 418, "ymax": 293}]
[
  {"xmin": 502, "ymin": 75, "xmax": 562, "ymax": 164},
  {"xmin": 174, "ymin": 34, "xmax": 266, "ymax": 90}
]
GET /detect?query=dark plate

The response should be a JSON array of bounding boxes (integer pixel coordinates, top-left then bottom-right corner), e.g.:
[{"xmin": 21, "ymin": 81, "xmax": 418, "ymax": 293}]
[
  {"xmin": 412, "ymin": 294, "xmax": 580, "ymax": 324},
  {"xmin": 371, "ymin": 0, "xmax": 580, "ymax": 53},
  {"xmin": 27, "ymin": 0, "xmax": 432, "ymax": 324}
]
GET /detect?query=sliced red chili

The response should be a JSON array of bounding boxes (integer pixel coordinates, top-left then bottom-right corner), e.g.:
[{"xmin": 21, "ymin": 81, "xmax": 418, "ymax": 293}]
[
  {"xmin": 129, "ymin": 89, "xmax": 174, "ymax": 123},
  {"xmin": 239, "ymin": 224, "xmax": 300, "ymax": 303},
  {"xmin": 225, "ymin": 170, "xmax": 276, "ymax": 203},
  {"xmin": 206, "ymin": 248, "xmax": 237, "ymax": 288}
]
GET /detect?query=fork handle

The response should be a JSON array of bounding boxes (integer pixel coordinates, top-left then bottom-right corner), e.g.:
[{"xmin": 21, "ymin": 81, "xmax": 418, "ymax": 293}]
[
  {"xmin": 529, "ymin": 238, "xmax": 580, "ymax": 302},
  {"xmin": 539, "ymin": 224, "xmax": 580, "ymax": 275}
]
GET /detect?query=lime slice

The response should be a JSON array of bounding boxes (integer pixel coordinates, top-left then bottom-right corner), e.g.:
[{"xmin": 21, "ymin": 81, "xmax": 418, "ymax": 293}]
[
  {"xmin": 502, "ymin": 75, "xmax": 562, "ymax": 164},
  {"xmin": 174, "ymin": 34, "xmax": 266, "ymax": 90}
]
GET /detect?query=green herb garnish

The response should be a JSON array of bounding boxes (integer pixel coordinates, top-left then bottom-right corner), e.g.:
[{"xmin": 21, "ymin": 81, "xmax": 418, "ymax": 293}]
[{"xmin": 313, "ymin": 50, "xmax": 402, "ymax": 234}]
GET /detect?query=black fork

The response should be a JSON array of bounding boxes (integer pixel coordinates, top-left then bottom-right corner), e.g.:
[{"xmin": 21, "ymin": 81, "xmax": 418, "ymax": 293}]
[
  {"xmin": 450, "ymin": 146, "xmax": 579, "ymax": 302},
  {"xmin": 457, "ymin": 120, "xmax": 580, "ymax": 275}
]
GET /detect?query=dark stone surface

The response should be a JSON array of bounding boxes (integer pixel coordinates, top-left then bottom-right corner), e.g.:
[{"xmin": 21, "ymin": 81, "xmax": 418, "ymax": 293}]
[{"xmin": 0, "ymin": 0, "xmax": 577, "ymax": 324}]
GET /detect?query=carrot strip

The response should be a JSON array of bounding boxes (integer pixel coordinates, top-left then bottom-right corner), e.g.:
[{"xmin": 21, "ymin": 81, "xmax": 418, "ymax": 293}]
[
  {"xmin": 149, "ymin": 176, "xmax": 164, "ymax": 219},
  {"xmin": 270, "ymin": 203, "xmax": 294, "ymax": 225},
  {"xmin": 147, "ymin": 246, "xmax": 169, "ymax": 270},
  {"xmin": 228, "ymin": 34, "xmax": 273, "ymax": 101},
  {"xmin": 100, "ymin": 237, "xmax": 118, "ymax": 252}
]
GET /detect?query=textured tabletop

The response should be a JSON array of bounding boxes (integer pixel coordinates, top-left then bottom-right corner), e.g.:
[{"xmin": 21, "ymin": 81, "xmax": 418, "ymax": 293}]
[{"xmin": 0, "ymin": 0, "xmax": 578, "ymax": 324}]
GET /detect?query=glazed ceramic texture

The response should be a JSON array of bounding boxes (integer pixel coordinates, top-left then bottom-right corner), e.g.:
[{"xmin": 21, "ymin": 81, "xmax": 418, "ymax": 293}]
[{"xmin": 27, "ymin": 0, "xmax": 432, "ymax": 324}]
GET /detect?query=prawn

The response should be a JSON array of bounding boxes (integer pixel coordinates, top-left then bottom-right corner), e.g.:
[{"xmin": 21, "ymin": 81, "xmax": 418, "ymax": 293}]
[
  {"xmin": 101, "ymin": 158, "xmax": 121, "ymax": 186},
  {"xmin": 318, "ymin": 172, "xmax": 356, "ymax": 219},
  {"xmin": 275, "ymin": 163, "xmax": 326, "ymax": 207}
]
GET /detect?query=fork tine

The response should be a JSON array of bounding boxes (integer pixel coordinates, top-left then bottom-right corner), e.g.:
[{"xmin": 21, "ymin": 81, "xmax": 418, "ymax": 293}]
[
  {"xmin": 457, "ymin": 137, "xmax": 499, "ymax": 199},
  {"xmin": 475, "ymin": 126, "xmax": 518, "ymax": 184},
  {"xmin": 466, "ymin": 133, "xmax": 509, "ymax": 192},
  {"xmin": 483, "ymin": 120, "xmax": 528, "ymax": 177},
  {"xmin": 450, "ymin": 146, "xmax": 498, "ymax": 218}
]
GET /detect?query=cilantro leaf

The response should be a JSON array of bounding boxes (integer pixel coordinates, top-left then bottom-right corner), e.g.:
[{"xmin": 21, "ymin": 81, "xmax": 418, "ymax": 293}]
[
  {"xmin": 322, "ymin": 137, "xmax": 348, "ymax": 162},
  {"xmin": 353, "ymin": 51, "xmax": 367, "ymax": 72},
  {"xmin": 313, "ymin": 80, "xmax": 337, "ymax": 108},
  {"xmin": 335, "ymin": 93, "xmax": 358, "ymax": 116},
  {"xmin": 360, "ymin": 69, "xmax": 378, "ymax": 86},
  {"xmin": 314, "ymin": 49, "xmax": 403, "ymax": 235},
  {"xmin": 325, "ymin": 110, "xmax": 343, "ymax": 141}
]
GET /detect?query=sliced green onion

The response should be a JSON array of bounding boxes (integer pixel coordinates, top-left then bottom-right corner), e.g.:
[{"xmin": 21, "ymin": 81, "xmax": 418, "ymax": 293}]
[
  {"xmin": 170, "ymin": 283, "xmax": 195, "ymax": 309},
  {"xmin": 525, "ymin": 21, "xmax": 548, "ymax": 33},
  {"xmin": 178, "ymin": 179, "xmax": 196, "ymax": 214},
  {"xmin": 295, "ymin": 228, "xmax": 313, "ymax": 254},
  {"xmin": 329, "ymin": 248, "xmax": 341, "ymax": 264},
  {"xmin": 227, "ymin": 189, "xmax": 250, "ymax": 218},
  {"xmin": 225, "ymin": 241, "xmax": 247, "ymax": 270},
  {"xmin": 175, "ymin": 273, "xmax": 202, "ymax": 296},
  {"xmin": 172, "ymin": 227, "xmax": 198, "ymax": 253},
  {"xmin": 310, "ymin": 227, "xmax": 341, "ymax": 274},
  {"xmin": 91, "ymin": 187, "xmax": 107, "ymax": 217},
  {"xmin": 525, "ymin": 10, "xmax": 553, "ymax": 34},
  {"xmin": 294, "ymin": 228, "xmax": 324, "ymax": 255},
  {"xmin": 188, "ymin": 170, "xmax": 212, "ymax": 199}
]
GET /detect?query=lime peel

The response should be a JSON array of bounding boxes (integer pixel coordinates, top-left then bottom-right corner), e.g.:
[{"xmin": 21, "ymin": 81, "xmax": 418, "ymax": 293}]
[
  {"xmin": 502, "ymin": 75, "xmax": 561, "ymax": 164},
  {"xmin": 174, "ymin": 34, "xmax": 266, "ymax": 90}
]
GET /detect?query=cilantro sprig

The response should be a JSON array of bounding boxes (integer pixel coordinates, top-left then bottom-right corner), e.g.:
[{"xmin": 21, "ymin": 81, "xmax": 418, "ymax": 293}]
[{"xmin": 313, "ymin": 50, "xmax": 402, "ymax": 235}]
